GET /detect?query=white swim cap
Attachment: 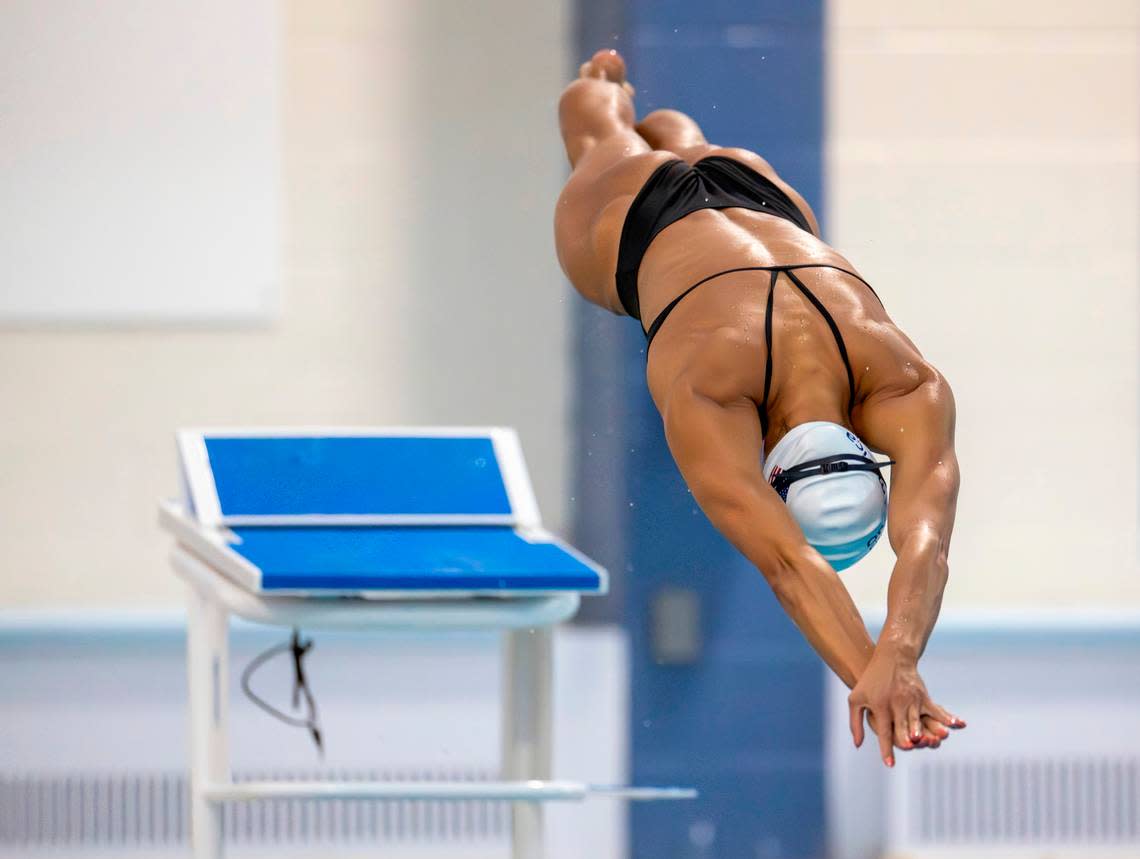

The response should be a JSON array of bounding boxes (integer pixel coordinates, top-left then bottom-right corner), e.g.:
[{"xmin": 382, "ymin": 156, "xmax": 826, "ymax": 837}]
[{"xmin": 762, "ymin": 421, "xmax": 890, "ymax": 572}]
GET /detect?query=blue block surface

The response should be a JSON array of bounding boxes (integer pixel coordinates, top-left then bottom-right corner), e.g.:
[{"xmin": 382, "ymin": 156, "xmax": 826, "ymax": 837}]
[
  {"xmin": 204, "ymin": 436, "xmax": 512, "ymax": 518},
  {"xmin": 228, "ymin": 526, "xmax": 602, "ymax": 592}
]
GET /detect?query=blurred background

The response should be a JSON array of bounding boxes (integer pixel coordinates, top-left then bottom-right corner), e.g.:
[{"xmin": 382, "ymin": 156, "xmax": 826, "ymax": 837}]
[{"xmin": 1, "ymin": 1, "xmax": 1138, "ymax": 858}]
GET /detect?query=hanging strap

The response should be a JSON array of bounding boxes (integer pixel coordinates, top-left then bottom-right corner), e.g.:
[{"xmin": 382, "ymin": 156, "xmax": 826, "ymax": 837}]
[{"xmin": 240, "ymin": 628, "xmax": 324, "ymax": 755}]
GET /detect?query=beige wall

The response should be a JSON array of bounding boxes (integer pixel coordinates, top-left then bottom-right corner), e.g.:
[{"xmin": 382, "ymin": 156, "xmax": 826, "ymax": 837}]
[
  {"xmin": 827, "ymin": 0, "xmax": 1140, "ymax": 607},
  {"xmin": 0, "ymin": 0, "xmax": 571, "ymax": 607},
  {"xmin": 6, "ymin": 0, "xmax": 1134, "ymax": 611}
]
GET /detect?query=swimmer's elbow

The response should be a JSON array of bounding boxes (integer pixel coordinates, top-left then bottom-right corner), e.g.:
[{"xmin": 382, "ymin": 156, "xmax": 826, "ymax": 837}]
[
  {"xmin": 765, "ymin": 541, "xmax": 818, "ymax": 584},
  {"xmin": 759, "ymin": 543, "xmax": 828, "ymax": 616},
  {"xmin": 696, "ymin": 484, "xmax": 808, "ymax": 584}
]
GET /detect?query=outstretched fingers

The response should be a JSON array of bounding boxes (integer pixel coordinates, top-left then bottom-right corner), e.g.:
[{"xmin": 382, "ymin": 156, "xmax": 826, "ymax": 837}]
[
  {"xmin": 849, "ymin": 700, "xmax": 866, "ymax": 749},
  {"xmin": 923, "ymin": 698, "xmax": 967, "ymax": 731},
  {"xmin": 891, "ymin": 698, "xmax": 919, "ymax": 752},
  {"xmin": 874, "ymin": 712, "xmax": 896, "ymax": 768},
  {"xmin": 906, "ymin": 703, "xmax": 924, "ymax": 747},
  {"xmin": 850, "ymin": 698, "xmax": 895, "ymax": 767},
  {"xmin": 851, "ymin": 690, "xmax": 963, "ymax": 765},
  {"xmin": 921, "ymin": 715, "xmax": 949, "ymax": 748}
]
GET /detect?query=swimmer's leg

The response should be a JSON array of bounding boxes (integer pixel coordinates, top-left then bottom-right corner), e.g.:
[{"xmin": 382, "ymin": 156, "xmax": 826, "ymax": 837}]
[
  {"xmin": 559, "ymin": 49, "xmax": 649, "ymax": 169},
  {"xmin": 636, "ymin": 108, "xmax": 709, "ymax": 153}
]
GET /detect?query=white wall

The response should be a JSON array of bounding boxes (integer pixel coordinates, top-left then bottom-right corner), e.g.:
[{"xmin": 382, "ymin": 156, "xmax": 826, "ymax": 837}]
[
  {"xmin": 0, "ymin": 0, "xmax": 571, "ymax": 607},
  {"xmin": 1, "ymin": 0, "xmax": 281, "ymax": 322},
  {"xmin": 827, "ymin": 0, "xmax": 1140, "ymax": 608},
  {"xmin": 826, "ymin": 610, "xmax": 1140, "ymax": 859}
]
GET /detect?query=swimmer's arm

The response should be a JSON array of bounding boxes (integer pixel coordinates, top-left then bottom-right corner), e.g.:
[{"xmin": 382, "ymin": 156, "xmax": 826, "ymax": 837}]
[
  {"xmin": 660, "ymin": 381, "xmax": 875, "ymax": 688},
  {"xmin": 841, "ymin": 374, "xmax": 966, "ymax": 760},
  {"xmin": 860, "ymin": 374, "xmax": 961, "ymax": 666}
]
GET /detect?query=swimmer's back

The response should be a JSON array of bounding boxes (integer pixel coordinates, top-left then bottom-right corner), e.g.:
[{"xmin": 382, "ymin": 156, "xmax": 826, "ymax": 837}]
[{"xmin": 555, "ymin": 143, "xmax": 933, "ymax": 451}]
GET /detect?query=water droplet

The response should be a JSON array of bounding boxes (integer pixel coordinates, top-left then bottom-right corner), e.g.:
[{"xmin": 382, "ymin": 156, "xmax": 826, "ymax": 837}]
[{"xmin": 689, "ymin": 821, "xmax": 716, "ymax": 849}]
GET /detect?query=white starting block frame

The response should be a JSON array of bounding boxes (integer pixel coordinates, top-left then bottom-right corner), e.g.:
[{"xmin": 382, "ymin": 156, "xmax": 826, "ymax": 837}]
[{"xmin": 160, "ymin": 427, "xmax": 694, "ymax": 859}]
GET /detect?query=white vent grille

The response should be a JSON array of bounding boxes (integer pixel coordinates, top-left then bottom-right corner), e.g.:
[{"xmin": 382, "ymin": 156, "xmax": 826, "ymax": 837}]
[
  {"xmin": 0, "ymin": 770, "xmax": 507, "ymax": 849},
  {"xmin": 911, "ymin": 758, "xmax": 1140, "ymax": 845}
]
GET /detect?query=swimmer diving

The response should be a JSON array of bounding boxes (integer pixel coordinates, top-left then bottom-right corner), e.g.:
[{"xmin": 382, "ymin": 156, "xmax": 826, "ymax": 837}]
[{"xmin": 554, "ymin": 49, "xmax": 967, "ymax": 767}]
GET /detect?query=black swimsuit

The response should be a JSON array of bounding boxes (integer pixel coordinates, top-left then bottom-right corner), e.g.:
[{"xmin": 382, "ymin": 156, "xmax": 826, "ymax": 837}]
[{"xmin": 615, "ymin": 155, "xmax": 883, "ymax": 437}]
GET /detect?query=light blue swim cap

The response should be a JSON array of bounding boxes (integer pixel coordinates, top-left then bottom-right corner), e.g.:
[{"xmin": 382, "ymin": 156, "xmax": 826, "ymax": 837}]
[{"xmin": 762, "ymin": 421, "xmax": 889, "ymax": 571}]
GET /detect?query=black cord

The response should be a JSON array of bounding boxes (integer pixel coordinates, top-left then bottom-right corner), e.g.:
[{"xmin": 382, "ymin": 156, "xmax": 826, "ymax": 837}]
[{"xmin": 240, "ymin": 628, "xmax": 324, "ymax": 755}]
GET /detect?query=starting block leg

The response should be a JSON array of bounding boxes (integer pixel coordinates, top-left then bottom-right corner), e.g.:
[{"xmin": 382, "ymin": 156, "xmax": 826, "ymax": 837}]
[
  {"xmin": 187, "ymin": 587, "xmax": 230, "ymax": 859},
  {"xmin": 502, "ymin": 627, "xmax": 554, "ymax": 859}
]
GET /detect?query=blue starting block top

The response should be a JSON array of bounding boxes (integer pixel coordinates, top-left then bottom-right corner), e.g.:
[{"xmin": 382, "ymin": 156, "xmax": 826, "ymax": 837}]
[
  {"xmin": 169, "ymin": 428, "xmax": 606, "ymax": 596},
  {"xmin": 205, "ymin": 435, "xmax": 512, "ymax": 520},
  {"xmin": 227, "ymin": 525, "xmax": 601, "ymax": 593}
]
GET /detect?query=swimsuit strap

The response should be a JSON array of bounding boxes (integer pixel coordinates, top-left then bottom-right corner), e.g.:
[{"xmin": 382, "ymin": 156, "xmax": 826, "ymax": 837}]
[
  {"xmin": 779, "ymin": 263, "xmax": 883, "ymax": 308},
  {"xmin": 643, "ymin": 263, "xmax": 881, "ymax": 345},
  {"xmin": 644, "ymin": 266, "xmax": 777, "ymax": 343},
  {"xmin": 758, "ymin": 270, "xmax": 779, "ymax": 438},
  {"xmin": 782, "ymin": 269, "xmax": 857, "ymax": 417},
  {"xmin": 641, "ymin": 263, "xmax": 873, "ymax": 436}
]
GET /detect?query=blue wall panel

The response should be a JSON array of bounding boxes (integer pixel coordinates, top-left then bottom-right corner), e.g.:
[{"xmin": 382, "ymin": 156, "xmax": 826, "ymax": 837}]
[{"xmin": 571, "ymin": 1, "xmax": 827, "ymax": 856}]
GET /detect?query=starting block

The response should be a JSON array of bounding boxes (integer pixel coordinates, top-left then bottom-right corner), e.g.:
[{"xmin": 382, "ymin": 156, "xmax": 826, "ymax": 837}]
[{"xmin": 159, "ymin": 427, "xmax": 694, "ymax": 859}]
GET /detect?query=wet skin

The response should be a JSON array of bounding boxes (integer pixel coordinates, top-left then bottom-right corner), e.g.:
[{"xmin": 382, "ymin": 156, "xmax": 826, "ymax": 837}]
[{"xmin": 555, "ymin": 50, "xmax": 966, "ymax": 764}]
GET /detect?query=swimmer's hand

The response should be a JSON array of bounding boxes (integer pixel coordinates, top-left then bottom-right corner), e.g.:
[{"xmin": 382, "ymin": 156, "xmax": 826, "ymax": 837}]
[
  {"xmin": 579, "ymin": 48, "xmax": 636, "ymax": 99},
  {"xmin": 848, "ymin": 647, "xmax": 966, "ymax": 767}
]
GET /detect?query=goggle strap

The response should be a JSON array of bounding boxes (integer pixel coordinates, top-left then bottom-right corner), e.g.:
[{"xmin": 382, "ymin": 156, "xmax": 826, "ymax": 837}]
[{"xmin": 771, "ymin": 455, "xmax": 896, "ymax": 494}]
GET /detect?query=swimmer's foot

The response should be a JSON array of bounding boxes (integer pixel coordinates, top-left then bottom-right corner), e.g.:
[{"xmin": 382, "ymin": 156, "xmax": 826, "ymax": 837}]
[{"xmin": 579, "ymin": 48, "xmax": 636, "ymax": 98}]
